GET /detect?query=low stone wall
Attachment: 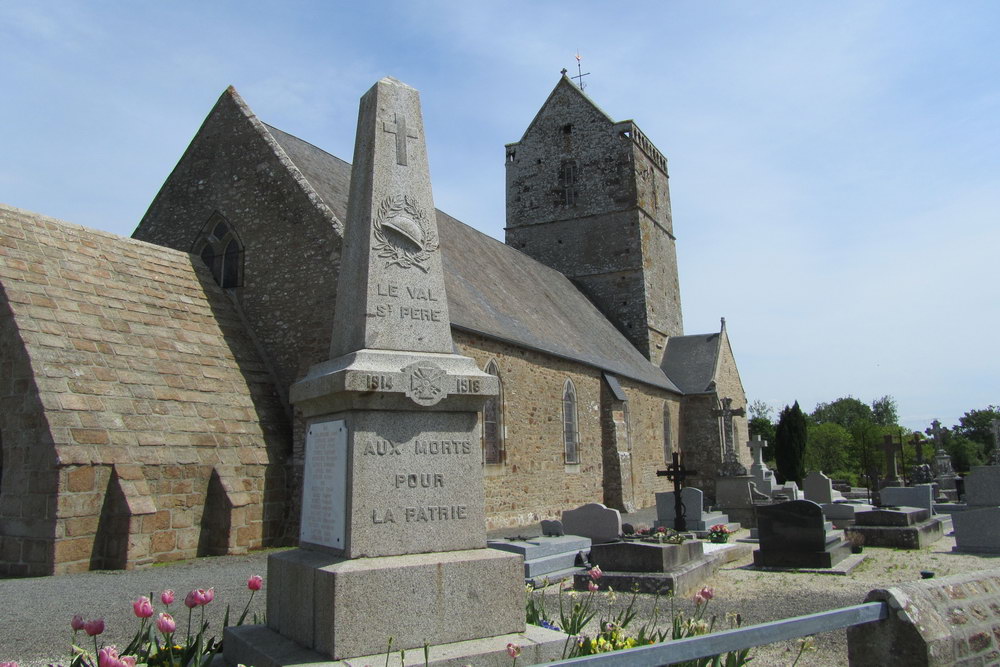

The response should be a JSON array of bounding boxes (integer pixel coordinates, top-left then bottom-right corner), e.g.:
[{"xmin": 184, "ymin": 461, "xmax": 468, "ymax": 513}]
[{"xmin": 847, "ymin": 568, "xmax": 1000, "ymax": 666}]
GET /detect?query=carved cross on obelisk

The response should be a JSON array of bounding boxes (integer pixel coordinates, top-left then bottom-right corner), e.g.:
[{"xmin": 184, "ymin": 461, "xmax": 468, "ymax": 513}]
[
  {"xmin": 657, "ymin": 451, "xmax": 698, "ymax": 531},
  {"xmin": 713, "ymin": 397, "xmax": 747, "ymax": 476},
  {"xmin": 382, "ymin": 112, "xmax": 419, "ymax": 166}
]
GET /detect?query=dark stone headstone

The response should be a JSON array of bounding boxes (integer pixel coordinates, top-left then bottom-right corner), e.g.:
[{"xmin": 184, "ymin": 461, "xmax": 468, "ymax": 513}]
[
  {"xmin": 753, "ymin": 500, "xmax": 851, "ymax": 568},
  {"xmin": 540, "ymin": 519, "xmax": 564, "ymax": 537}
]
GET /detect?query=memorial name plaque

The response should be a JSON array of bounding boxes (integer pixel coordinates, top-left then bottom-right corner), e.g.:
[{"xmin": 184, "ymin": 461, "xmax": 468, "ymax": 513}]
[{"xmin": 300, "ymin": 419, "xmax": 348, "ymax": 550}]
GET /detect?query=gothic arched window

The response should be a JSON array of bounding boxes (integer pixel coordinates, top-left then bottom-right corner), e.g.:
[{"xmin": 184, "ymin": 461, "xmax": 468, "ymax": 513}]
[
  {"xmin": 482, "ymin": 360, "xmax": 504, "ymax": 464},
  {"xmin": 558, "ymin": 160, "xmax": 579, "ymax": 206},
  {"xmin": 563, "ymin": 380, "xmax": 580, "ymax": 464},
  {"xmin": 193, "ymin": 212, "xmax": 243, "ymax": 289}
]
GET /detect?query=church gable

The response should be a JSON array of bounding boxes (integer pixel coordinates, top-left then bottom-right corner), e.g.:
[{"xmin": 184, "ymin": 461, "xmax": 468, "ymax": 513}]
[
  {"xmin": 0, "ymin": 204, "xmax": 289, "ymax": 575},
  {"xmin": 134, "ymin": 87, "xmax": 344, "ymax": 396}
]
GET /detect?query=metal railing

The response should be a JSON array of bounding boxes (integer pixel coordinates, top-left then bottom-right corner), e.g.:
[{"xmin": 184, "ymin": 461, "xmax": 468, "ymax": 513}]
[{"xmin": 547, "ymin": 601, "xmax": 888, "ymax": 666}]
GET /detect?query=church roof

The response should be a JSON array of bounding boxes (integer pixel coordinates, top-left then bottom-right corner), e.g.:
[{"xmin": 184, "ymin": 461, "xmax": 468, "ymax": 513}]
[
  {"xmin": 264, "ymin": 124, "xmax": 680, "ymax": 393},
  {"xmin": 661, "ymin": 331, "xmax": 723, "ymax": 394},
  {"xmin": 0, "ymin": 203, "xmax": 289, "ymax": 466}
]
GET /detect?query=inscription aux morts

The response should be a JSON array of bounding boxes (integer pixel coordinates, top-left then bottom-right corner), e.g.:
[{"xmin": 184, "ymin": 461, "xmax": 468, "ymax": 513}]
[{"xmin": 360, "ymin": 438, "xmax": 473, "ymax": 456}]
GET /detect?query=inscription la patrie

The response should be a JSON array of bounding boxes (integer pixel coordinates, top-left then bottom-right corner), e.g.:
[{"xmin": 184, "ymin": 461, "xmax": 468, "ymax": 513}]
[{"xmin": 364, "ymin": 436, "xmax": 474, "ymax": 525}]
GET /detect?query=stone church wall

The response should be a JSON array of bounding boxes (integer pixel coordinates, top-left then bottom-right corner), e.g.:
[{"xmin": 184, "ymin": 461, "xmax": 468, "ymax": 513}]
[
  {"xmin": 134, "ymin": 90, "xmax": 341, "ymax": 404},
  {"xmin": 453, "ymin": 331, "xmax": 677, "ymax": 528},
  {"xmin": 0, "ymin": 290, "xmax": 60, "ymax": 577}
]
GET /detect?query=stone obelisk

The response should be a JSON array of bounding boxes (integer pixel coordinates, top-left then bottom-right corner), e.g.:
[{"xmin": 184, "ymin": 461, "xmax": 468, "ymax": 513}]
[{"xmin": 224, "ymin": 77, "xmax": 563, "ymax": 666}]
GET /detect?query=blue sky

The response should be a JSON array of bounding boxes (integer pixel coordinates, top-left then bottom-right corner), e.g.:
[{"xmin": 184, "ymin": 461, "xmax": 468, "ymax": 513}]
[{"xmin": 2, "ymin": 1, "xmax": 997, "ymax": 432}]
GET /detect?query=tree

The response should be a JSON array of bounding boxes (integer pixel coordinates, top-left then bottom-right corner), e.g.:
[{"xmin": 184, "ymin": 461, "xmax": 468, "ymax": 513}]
[
  {"xmin": 805, "ymin": 422, "xmax": 850, "ymax": 474},
  {"xmin": 952, "ymin": 406, "xmax": 1000, "ymax": 455},
  {"xmin": 810, "ymin": 397, "xmax": 873, "ymax": 430},
  {"xmin": 775, "ymin": 401, "xmax": 807, "ymax": 485},
  {"xmin": 870, "ymin": 395, "xmax": 899, "ymax": 426}
]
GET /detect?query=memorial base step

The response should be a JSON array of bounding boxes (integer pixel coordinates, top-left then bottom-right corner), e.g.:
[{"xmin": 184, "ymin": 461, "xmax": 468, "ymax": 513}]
[
  {"xmin": 845, "ymin": 519, "xmax": 944, "ymax": 550},
  {"xmin": 223, "ymin": 624, "xmax": 567, "ymax": 667},
  {"xmin": 752, "ymin": 539, "xmax": 852, "ymax": 569}
]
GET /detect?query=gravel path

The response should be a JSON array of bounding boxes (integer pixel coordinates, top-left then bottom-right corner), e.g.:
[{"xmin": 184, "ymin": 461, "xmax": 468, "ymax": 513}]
[{"xmin": 3, "ymin": 532, "xmax": 999, "ymax": 666}]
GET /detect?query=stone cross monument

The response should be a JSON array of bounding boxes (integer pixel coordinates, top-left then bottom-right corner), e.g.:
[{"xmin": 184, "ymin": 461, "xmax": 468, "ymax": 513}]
[
  {"xmin": 881, "ymin": 434, "xmax": 902, "ymax": 487},
  {"xmin": 747, "ymin": 434, "xmax": 777, "ymax": 494},
  {"xmin": 225, "ymin": 78, "xmax": 563, "ymax": 666},
  {"xmin": 713, "ymin": 397, "xmax": 747, "ymax": 476}
]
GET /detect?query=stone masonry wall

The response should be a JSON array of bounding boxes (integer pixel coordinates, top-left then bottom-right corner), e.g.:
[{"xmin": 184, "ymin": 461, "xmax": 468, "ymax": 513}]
[
  {"xmin": 848, "ymin": 569, "xmax": 1000, "ymax": 666},
  {"xmin": 0, "ymin": 283, "xmax": 59, "ymax": 577},
  {"xmin": 505, "ymin": 77, "xmax": 684, "ymax": 363},
  {"xmin": 133, "ymin": 88, "xmax": 341, "ymax": 403},
  {"xmin": 454, "ymin": 331, "xmax": 678, "ymax": 528},
  {"xmin": 0, "ymin": 204, "xmax": 290, "ymax": 575}
]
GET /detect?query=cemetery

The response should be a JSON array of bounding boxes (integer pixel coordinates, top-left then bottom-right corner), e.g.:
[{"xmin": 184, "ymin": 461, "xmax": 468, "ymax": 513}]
[{"xmin": 3, "ymin": 43, "xmax": 1000, "ymax": 667}]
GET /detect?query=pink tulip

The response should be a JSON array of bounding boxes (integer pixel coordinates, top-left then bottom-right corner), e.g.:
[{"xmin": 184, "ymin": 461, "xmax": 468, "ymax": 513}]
[
  {"xmin": 693, "ymin": 592, "xmax": 705, "ymax": 605},
  {"xmin": 0, "ymin": 662, "xmax": 19, "ymax": 667},
  {"xmin": 160, "ymin": 589, "xmax": 174, "ymax": 606},
  {"xmin": 587, "ymin": 581, "xmax": 599, "ymax": 592},
  {"xmin": 156, "ymin": 612, "xmax": 176, "ymax": 635},
  {"xmin": 71, "ymin": 614, "xmax": 85, "ymax": 631},
  {"xmin": 588, "ymin": 565, "xmax": 603, "ymax": 580},
  {"xmin": 506, "ymin": 643, "xmax": 521, "ymax": 658},
  {"xmin": 132, "ymin": 596, "xmax": 153, "ymax": 619},
  {"xmin": 98, "ymin": 647, "xmax": 136, "ymax": 667},
  {"xmin": 84, "ymin": 618, "xmax": 105, "ymax": 636},
  {"xmin": 698, "ymin": 586, "xmax": 714, "ymax": 601},
  {"xmin": 247, "ymin": 575, "xmax": 263, "ymax": 591},
  {"xmin": 185, "ymin": 587, "xmax": 215, "ymax": 608},
  {"xmin": 184, "ymin": 590, "xmax": 200, "ymax": 608}
]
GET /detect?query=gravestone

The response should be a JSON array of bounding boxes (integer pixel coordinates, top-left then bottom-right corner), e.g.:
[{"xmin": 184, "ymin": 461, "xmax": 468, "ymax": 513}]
[
  {"xmin": 846, "ymin": 505, "xmax": 943, "ymax": 549},
  {"xmin": 929, "ymin": 419, "xmax": 960, "ymax": 501},
  {"xmin": 540, "ymin": 519, "xmax": 564, "ymax": 536},
  {"xmin": 752, "ymin": 500, "xmax": 851, "ymax": 568},
  {"xmin": 880, "ymin": 435, "xmax": 902, "ymax": 487},
  {"xmin": 225, "ymin": 78, "xmax": 564, "ymax": 666},
  {"xmin": 747, "ymin": 435, "xmax": 777, "ymax": 494},
  {"xmin": 880, "ymin": 484, "xmax": 935, "ymax": 515},
  {"xmin": 562, "ymin": 502, "xmax": 622, "ymax": 544},
  {"xmin": 802, "ymin": 471, "xmax": 871, "ymax": 526},
  {"xmin": 952, "ymin": 465, "xmax": 1000, "ymax": 554},
  {"xmin": 488, "ymin": 534, "xmax": 591, "ymax": 584},
  {"xmin": 803, "ymin": 471, "xmax": 844, "ymax": 504},
  {"xmin": 654, "ymin": 487, "xmax": 737, "ymax": 533}
]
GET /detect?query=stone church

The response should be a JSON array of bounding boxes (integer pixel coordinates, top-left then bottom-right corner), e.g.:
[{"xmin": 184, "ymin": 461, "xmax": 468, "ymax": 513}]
[{"xmin": 0, "ymin": 75, "xmax": 748, "ymax": 576}]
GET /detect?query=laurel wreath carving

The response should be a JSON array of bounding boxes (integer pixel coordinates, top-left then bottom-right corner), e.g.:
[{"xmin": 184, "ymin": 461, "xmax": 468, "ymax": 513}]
[{"xmin": 372, "ymin": 195, "xmax": 438, "ymax": 272}]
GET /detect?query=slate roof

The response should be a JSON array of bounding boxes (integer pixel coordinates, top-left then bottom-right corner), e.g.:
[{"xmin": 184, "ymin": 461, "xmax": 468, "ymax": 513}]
[
  {"xmin": 0, "ymin": 203, "xmax": 289, "ymax": 466},
  {"xmin": 264, "ymin": 125, "xmax": 680, "ymax": 393},
  {"xmin": 660, "ymin": 332, "xmax": 722, "ymax": 395}
]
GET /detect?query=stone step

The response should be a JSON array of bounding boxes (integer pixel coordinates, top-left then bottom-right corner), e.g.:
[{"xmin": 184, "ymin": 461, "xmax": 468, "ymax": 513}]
[
  {"xmin": 487, "ymin": 535, "xmax": 591, "ymax": 560},
  {"xmin": 523, "ymin": 550, "xmax": 586, "ymax": 578}
]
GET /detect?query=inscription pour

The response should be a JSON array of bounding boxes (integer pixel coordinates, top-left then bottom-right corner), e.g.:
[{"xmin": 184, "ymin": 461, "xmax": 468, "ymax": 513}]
[
  {"xmin": 364, "ymin": 438, "xmax": 473, "ymax": 524},
  {"xmin": 372, "ymin": 282, "xmax": 443, "ymax": 321}
]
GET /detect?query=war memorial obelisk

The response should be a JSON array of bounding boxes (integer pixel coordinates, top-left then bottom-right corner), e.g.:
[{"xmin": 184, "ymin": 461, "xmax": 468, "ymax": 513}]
[{"xmin": 224, "ymin": 78, "xmax": 564, "ymax": 665}]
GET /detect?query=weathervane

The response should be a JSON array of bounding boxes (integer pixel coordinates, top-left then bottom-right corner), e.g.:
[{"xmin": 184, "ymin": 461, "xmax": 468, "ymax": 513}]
[{"xmin": 571, "ymin": 51, "xmax": 590, "ymax": 90}]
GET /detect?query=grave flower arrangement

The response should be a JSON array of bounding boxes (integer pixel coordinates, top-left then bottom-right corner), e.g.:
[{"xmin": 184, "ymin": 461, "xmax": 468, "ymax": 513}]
[
  {"xmin": 707, "ymin": 524, "xmax": 732, "ymax": 543},
  {"xmin": 634, "ymin": 526, "xmax": 687, "ymax": 544},
  {"xmin": 54, "ymin": 575, "xmax": 264, "ymax": 667}
]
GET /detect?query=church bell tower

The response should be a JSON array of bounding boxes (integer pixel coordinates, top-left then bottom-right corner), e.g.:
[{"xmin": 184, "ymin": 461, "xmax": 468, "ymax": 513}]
[{"xmin": 504, "ymin": 74, "xmax": 683, "ymax": 365}]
